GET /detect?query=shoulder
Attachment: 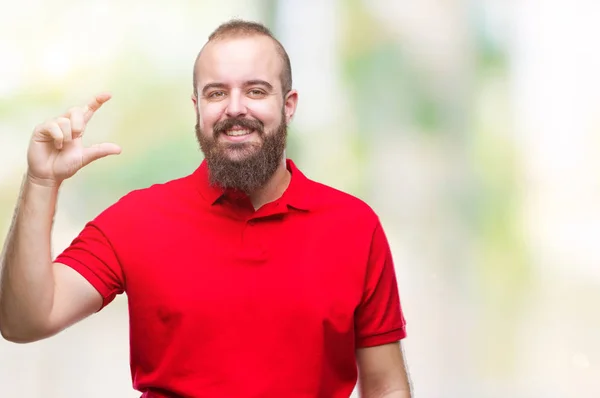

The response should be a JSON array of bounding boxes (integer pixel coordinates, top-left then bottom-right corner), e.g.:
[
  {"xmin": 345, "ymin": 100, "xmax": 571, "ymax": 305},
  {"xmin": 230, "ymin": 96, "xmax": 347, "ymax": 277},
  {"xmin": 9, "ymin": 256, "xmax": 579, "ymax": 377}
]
[
  {"xmin": 123, "ymin": 173, "xmax": 191, "ymax": 202},
  {"xmin": 93, "ymin": 171, "xmax": 197, "ymax": 224},
  {"xmin": 299, "ymin": 174, "xmax": 389, "ymax": 262},
  {"xmin": 303, "ymin": 176, "xmax": 381, "ymax": 230}
]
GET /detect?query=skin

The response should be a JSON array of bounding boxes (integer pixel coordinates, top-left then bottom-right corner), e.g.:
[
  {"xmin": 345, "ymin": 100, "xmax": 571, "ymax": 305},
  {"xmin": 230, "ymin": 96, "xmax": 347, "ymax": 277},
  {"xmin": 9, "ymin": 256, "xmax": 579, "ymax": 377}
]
[
  {"xmin": 0, "ymin": 33, "xmax": 411, "ymax": 397},
  {"xmin": 357, "ymin": 342, "xmax": 413, "ymax": 398}
]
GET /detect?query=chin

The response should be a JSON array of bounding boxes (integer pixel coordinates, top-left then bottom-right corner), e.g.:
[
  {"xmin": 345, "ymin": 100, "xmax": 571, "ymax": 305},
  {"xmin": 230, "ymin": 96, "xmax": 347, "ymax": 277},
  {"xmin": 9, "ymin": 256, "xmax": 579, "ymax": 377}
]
[{"xmin": 222, "ymin": 148, "xmax": 258, "ymax": 163}]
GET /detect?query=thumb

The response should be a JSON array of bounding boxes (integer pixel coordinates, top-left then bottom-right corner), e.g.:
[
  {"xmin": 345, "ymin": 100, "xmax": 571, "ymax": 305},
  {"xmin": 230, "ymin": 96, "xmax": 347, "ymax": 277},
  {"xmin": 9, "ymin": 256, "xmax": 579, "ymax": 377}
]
[{"xmin": 82, "ymin": 143, "xmax": 122, "ymax": 167}]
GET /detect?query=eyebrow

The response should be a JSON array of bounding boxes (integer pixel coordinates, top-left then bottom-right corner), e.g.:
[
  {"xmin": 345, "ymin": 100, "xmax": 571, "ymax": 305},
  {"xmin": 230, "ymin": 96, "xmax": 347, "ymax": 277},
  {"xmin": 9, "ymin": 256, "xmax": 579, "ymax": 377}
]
[
  {"xmin": 201, "ymin": 83, "xmax": 227, "ymax": 96},
  {"xmin": 201, "ymin": 80, "xmax": 274, "ymax": 96},
  {"xmin": 244, "ymin": 80, "xmax": 274, "ymax": 91}
]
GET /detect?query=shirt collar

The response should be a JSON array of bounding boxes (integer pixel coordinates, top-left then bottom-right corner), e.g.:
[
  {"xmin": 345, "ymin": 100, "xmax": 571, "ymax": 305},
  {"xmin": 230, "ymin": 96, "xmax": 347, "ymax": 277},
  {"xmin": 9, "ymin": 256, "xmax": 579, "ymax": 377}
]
[{"xmin": 193, "ymin": 158, "xmax": 312, "ymax": 211}]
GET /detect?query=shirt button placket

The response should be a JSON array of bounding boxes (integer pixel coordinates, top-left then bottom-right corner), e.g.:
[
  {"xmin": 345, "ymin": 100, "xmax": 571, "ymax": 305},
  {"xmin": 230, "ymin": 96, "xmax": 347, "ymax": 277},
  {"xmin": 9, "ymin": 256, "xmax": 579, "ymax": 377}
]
[{"xmin": 241, "ymin": 218, "xmax": 265, "ymax": 262}]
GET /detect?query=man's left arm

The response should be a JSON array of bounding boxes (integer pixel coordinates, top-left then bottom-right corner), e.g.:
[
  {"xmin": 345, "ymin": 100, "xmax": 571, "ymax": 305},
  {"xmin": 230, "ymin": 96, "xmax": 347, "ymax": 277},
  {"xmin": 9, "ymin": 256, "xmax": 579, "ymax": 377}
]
[{"xmin": 356, "ymin": 341, "xmax": 412, "ymax": 398}]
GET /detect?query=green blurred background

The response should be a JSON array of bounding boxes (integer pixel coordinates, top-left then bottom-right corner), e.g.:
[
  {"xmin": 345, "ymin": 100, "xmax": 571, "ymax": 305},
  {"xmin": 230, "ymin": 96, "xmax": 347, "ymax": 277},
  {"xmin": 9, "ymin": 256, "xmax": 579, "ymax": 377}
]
[{"xmin": 1, "ymin": 0, "xmax": 599, "ymax": 397}]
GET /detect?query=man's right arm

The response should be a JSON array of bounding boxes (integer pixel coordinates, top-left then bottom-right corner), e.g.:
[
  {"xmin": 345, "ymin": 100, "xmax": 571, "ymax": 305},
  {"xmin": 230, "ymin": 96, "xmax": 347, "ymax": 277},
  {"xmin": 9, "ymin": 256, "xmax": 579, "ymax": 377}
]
[
  {"xmin": 0, "ymin": 177, "xmax": 102, "ymax": 343},
  {"xmin": 0, "ymin": 92, "xmax": 122, "ymax": 343}
]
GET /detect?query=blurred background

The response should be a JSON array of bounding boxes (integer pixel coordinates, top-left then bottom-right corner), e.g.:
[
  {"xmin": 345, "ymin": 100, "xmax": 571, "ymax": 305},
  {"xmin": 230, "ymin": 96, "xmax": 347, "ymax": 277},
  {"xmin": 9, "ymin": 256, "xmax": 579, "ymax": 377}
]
[{"xmin": 1, "ymin": 0, "xmax": 599, "ymax": 397}]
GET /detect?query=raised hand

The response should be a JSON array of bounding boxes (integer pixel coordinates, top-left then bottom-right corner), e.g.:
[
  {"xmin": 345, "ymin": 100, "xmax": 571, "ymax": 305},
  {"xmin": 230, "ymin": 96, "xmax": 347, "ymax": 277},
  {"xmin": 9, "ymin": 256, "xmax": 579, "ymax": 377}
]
[{"xmin": 26, "ymin": 93, "xmax": 122, "ymax": 187}]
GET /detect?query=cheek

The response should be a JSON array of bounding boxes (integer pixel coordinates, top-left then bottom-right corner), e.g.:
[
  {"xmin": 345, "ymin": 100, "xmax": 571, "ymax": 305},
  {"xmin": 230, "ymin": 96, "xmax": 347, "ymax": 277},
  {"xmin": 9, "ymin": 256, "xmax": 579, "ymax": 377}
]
[
  {"xmin": 248, "ymin": 102, "xmax": 283, "ymax": 128},
  {"xmin": 198, "ymin": 104, "xmax": 223, "ymax": 131}
]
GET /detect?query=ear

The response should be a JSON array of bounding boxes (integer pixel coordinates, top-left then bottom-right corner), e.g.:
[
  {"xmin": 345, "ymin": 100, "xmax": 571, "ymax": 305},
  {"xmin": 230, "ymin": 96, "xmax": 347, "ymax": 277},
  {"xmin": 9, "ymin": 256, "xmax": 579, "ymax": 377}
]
[
  {"xmin": 283, "ymin": 89, "xmax": 298, "ymax": 124},
  {"xmin": 191, "ymin": 93, "xmax": 198, "ymax": 110}
]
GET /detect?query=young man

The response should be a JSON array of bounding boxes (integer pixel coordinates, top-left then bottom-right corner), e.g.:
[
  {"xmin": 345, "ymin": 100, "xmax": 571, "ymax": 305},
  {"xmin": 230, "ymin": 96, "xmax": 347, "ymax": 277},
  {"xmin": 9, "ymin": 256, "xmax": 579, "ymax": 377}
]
[{"xmin": 0, "ymin": 20, "xmax": 412, "ymax": 398}]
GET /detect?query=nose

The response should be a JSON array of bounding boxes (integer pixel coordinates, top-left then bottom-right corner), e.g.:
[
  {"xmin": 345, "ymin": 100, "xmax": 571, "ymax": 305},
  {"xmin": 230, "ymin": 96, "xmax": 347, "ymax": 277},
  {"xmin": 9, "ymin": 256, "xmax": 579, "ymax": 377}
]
[{"xmin": 225, "ymin": 90, "xmax": 247, "ymax": 118}]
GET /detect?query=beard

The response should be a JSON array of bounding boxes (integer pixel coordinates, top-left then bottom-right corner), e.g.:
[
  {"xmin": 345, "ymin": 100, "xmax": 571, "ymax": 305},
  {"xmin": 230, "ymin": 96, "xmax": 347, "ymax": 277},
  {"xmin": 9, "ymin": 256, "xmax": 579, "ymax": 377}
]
[{"xmin": 195, "ymin": 110, "xmax": 288, "ymax": 193}]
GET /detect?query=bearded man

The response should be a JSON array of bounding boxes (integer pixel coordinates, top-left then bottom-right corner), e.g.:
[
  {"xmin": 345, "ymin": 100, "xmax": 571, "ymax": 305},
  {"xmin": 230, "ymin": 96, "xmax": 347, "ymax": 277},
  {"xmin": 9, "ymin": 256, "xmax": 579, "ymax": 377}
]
[{"xmin": 0, "ymin": 19, "xmax": 412, "ymax": 398}]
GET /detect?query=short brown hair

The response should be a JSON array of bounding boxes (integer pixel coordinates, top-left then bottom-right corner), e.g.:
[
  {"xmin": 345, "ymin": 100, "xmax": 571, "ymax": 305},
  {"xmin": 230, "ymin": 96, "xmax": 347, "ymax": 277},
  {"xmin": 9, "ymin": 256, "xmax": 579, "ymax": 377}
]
[{"xmin": 193, "ymin": 19, "xmax": 293, "ymax": 97}]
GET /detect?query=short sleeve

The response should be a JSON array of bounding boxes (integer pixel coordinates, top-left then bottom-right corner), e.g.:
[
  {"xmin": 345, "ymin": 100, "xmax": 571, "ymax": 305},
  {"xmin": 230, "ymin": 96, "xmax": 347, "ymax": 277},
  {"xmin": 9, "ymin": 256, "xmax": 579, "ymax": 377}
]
[
  {"xmin": 355, "ymin": 220, "xmax": 407, "ymax": 348},
  {"xmin": 54, "ymin": 221, "xmax": 125, "ymax": 311}
]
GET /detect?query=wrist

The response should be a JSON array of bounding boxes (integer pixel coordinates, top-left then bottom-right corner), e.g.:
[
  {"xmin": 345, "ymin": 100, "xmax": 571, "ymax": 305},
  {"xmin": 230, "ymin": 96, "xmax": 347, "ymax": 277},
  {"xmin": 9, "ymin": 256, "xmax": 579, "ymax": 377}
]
[{"xmin": 25, "ymin": 172, "xmax": 62, "ymax": 189}]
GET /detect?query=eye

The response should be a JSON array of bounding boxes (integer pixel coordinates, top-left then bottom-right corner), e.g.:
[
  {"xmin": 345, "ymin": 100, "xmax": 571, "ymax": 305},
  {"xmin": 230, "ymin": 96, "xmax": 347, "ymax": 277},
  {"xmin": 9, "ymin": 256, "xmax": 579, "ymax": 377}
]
[
  {"xmin": 208, "ymin": 91, "xmax": 226, "ymax": 99},
  {"xmin": 248, "ymin": 89, "xmax": 267, "ymax": 98}
]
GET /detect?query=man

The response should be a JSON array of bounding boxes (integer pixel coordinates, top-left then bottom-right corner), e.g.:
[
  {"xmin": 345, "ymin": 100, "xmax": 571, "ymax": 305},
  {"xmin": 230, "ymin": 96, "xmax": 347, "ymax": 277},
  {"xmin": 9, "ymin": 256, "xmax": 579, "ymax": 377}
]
[{"xmin": 0, "ymin": 20, "xmax": 412, "ymax": 398}]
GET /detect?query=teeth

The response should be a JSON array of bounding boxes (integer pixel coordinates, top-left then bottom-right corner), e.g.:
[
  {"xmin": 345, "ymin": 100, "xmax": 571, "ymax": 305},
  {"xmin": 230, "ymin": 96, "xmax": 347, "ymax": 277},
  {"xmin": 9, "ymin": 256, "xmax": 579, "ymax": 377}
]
[{"xmin": 225, "ymin": 129, "xmax": 251, "ymax": 136}]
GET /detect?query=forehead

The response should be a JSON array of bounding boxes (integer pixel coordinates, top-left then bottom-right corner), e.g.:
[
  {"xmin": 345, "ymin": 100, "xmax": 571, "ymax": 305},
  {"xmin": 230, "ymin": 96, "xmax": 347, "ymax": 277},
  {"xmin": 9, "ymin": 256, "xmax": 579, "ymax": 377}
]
[{"xmin": 195, "ymin": 35, "xmax": 283, "ymax": 90}]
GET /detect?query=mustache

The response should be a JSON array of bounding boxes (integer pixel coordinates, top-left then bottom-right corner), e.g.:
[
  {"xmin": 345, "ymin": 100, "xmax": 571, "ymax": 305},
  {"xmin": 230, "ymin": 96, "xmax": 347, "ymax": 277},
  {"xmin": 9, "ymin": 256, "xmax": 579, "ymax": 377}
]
[{"xmin": 213, "ymin": 117, "xmax": 264, "ymax": 137}]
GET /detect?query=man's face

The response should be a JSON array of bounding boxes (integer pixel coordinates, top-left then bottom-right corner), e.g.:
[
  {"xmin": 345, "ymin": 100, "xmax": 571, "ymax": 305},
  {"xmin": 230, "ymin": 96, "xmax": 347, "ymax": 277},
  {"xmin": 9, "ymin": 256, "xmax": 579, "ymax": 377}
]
[{"xmin": 193, "ymin": 35, "xmax": 298, "ymax": 192}]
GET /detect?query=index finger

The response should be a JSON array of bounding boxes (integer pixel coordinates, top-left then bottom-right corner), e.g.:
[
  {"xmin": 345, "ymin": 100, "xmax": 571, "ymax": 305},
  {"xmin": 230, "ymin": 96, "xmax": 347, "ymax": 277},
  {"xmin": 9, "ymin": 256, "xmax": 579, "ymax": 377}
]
[{"xmin": 83, "ymin": 92, "xmax": 112, "ymax": 123}]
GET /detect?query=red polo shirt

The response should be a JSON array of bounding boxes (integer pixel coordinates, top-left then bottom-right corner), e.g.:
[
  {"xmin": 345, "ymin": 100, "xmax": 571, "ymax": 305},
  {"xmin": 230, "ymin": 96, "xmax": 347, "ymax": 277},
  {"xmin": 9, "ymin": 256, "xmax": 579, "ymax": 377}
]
[{"xmin": 55, "ymin": 159, "xmax": 407, "ymax": 398}]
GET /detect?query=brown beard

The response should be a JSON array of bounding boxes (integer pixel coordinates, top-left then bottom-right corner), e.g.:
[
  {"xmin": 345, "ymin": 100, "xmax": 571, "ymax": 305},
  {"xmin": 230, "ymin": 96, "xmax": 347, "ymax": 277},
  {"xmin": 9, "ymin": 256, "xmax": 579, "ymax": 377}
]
[{"xmin": 195, "ymin": 110, "xmax": 287, "ymax": 193}]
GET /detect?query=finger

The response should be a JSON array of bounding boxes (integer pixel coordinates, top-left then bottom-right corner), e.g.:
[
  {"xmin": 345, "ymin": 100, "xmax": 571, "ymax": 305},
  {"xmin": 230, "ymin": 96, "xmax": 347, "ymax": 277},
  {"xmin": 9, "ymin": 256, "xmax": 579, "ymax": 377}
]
[
  {"xmin": 35, "ymin": 121, "xmax": 64, "ymax": 150},
  {"xmin": 82, "ymin": 143, "xmax": 121, "ymax": 167},
  {"xmin": 66, "ymin": 107, "xmax": 85, "ymax": 138},
  {"xmin": 55, "ymin": 117, "xmax": 73, "ymax": 143},
  {"xmin": 83, "ymin": 92, "xmax": 112, "ymax": 123}
]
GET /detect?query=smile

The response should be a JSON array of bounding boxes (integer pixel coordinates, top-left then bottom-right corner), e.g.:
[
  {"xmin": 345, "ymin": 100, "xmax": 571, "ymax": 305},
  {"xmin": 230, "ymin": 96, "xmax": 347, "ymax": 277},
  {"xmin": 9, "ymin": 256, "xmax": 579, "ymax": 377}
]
[{"xmin": 225, "ymin": 129, "xmax": 253, "ymax": 137}]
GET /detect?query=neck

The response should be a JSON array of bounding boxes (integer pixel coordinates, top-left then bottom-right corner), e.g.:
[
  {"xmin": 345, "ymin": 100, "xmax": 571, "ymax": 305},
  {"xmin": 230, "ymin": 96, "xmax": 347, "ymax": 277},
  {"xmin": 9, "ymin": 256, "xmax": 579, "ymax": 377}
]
[{"xmin": 248, "ymin": 156, "xmax": 290, "ymax": 210}]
